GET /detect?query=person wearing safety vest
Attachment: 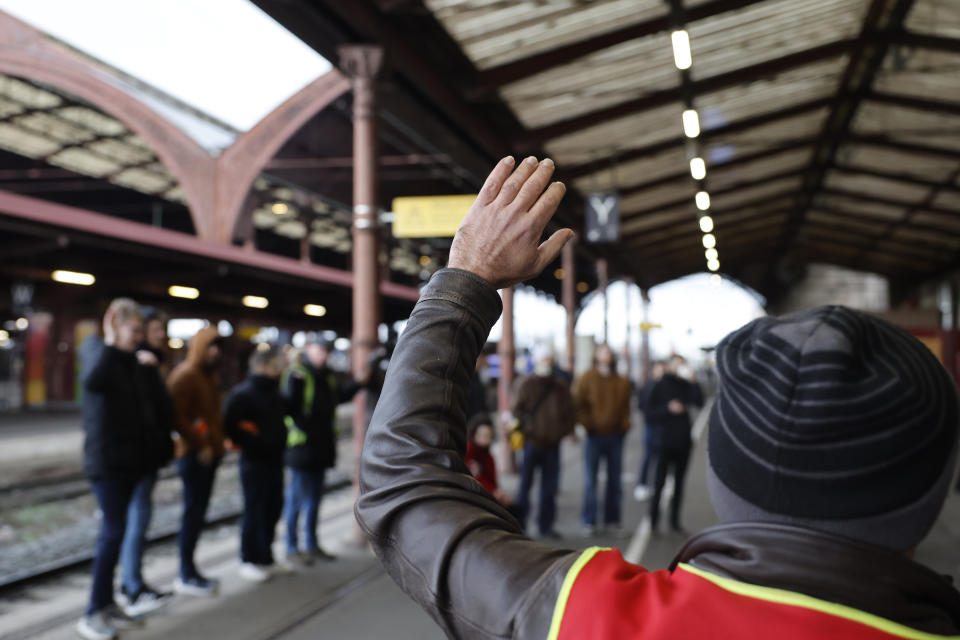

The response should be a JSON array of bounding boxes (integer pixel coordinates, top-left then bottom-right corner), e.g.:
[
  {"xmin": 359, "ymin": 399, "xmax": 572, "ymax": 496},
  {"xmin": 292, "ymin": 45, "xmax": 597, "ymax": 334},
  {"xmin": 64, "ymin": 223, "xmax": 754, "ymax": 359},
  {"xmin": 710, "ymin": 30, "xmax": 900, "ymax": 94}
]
[
  {"xmin": 282, "ymin": 336, "xmax": 360, "ymax": 564},
  {"xmin": 355, "ymin": 158, "xmax": 960, "ymax": 639}
]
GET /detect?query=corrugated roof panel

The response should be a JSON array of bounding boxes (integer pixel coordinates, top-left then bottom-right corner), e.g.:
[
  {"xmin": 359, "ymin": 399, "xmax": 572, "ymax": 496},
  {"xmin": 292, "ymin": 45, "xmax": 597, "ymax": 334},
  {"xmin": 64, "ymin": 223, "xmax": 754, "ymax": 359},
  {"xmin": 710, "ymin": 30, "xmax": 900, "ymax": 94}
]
[
  {"xmin": 620, "ymin": 181, "xmax": 696, "ymax": 214},
  {"xmin": 873, "ymin": 49, "xmax": 960, "ymax": 103},
  {"xmin": 912, "ymin": 210, "xmax": 960, "ymax": 231},
  {"xmin": 253, "ymin": 208, "xmax": 280, "ymax": 229},
  {"xmin": 719, "ymin": 196, "xmax": 795, "ymax": 223},
  {"xmin": 0, "ymin": 76, "xmax": 61, "ymax": 109},
  {"xmin": 500, "ymin": 31, "xmax": 677, "ymax": 128},
  {"xmin": 837, "ymin": 143, "xmax": 958, "ymax": 182},
  {"xmin": 0, "ymin": 122, "xmax": 62, "ymax": 157},
  {"xmin": 932, "ymin": 189, "xmax": 960, "ymax": 211},
  {"xmin": 686, "ymin": 0, "xmax": 866, "ymax": 81},
  {"xmin": 571, "ymin": 145, "xmax": 688, "ymax": 190},
  {"xmin": 818, "ymin": 193, "xmax": 906, "ymax": 220},
  {"xmin": 545, "ymin": 101, "xmax": 683, "ymax": 166},
  {"xmin": 48, "ymin": 147, "xmax": 122, "ymax": 177},
  {"xmin": 852, "ymin": 102, "xmax": 960, "ymax": 152},
  {"xmin": 698, "ymin": 57, "xmax": 847, "ymax": 128},
  {"xmin": 709, "ymin": 175, "xmax": 802, "ymax": 209},
  {"xmin": 16, "ymin": 111, "xmax": 95, "ymax": 145},
  {"xmin": 110, "ymin": 167, "xmax": 172, "ymax": 194},
  {"xmin": 824, "ymin": 172, "xmax": 931, "ymax": 203},
  {"xmin": 425, "ymin": 0, "xmax": 665, "ymax": 70},
  {"xmin": 905, "ymin": 0, "xmax": 960, "ymax": 38},
  {"xmin": 707, "ymin": 147, "xmax": 811, "ymax": 191},
  {"xmin": 707, "ymin": 108, "xmax": 828, "ymax": 151},
  {"xmin": 89, "ymin": 138, "xmax": 155, "ymax": 165},
  {"xmin": 807, "ymin": 210, "xmax": 880, "ymax": 233},
  {"xmin": 622, "ymin": 205, "xmax": 690, "ymax": 235},
  {"xmin": 892, "ymin": 226, "xmax": 960, "ymax": 248},
  {"xmin": 0, "ymin": 97, "xmax": 24, "ymax": 119},
  {"xmin": 56, "ymin": 106, "xmax": 128, "ymax": 137}
]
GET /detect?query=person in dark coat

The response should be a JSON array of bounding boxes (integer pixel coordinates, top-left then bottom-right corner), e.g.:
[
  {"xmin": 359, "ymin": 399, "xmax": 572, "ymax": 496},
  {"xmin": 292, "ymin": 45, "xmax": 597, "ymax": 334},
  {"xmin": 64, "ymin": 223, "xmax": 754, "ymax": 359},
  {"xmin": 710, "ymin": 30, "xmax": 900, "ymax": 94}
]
[
  {"xmin": 633, "ymin": 360, "xmax": 666, "ymax": 502},
  {"xmin": 282, "ymin": 335, "xmax": 359, "ymax": 562},
  {"xmin": 644, "ymin": 355, "xmax": 704, "ymax": 533},
  {"xmin": 77, "ymin": 299, "xmax": 155, "ymax": 640},
  {"xmin": 224, "ymin": 346, "xmax": 288, "ymax": 582},
  {"xmin": 115, "ymin": 308, "xmax": 175, "ymax": 616},
  {"xmin": 512, "ymin": 345, "xmax": 575, "ymax": 538}
]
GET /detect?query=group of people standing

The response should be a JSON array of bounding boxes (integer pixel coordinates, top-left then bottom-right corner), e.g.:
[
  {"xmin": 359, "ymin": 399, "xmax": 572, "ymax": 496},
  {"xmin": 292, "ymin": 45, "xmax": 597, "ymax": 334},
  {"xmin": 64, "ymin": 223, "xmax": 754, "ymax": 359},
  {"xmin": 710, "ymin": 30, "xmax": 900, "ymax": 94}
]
[
  {"xmin": 77, "ymin": 298, "xmax": 355, "ymax": 640},
  {"xmin": 464, "ymin": 342, "xmax": 703, "ymax": 541}
]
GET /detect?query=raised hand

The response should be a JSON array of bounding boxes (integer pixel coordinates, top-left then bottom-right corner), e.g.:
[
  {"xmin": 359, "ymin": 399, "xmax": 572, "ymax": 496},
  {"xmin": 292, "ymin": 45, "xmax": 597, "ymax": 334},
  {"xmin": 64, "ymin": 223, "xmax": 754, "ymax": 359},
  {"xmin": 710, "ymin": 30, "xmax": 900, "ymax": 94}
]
[{"xmin": 447, "ymin": 156, "xmax": 574, "ymax": 289}]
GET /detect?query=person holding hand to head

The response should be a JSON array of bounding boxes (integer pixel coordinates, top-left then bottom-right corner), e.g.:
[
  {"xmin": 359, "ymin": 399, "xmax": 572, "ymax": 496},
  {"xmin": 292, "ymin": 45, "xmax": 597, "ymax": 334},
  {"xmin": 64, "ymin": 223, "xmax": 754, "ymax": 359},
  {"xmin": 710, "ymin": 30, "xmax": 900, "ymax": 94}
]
[
  {"xmin": 355, "ymin": 156, "xmax": 960, "ymax": 639},
  {"xmin": 77, "ymin": 299, "xmax": 155, "ymax": 640}
]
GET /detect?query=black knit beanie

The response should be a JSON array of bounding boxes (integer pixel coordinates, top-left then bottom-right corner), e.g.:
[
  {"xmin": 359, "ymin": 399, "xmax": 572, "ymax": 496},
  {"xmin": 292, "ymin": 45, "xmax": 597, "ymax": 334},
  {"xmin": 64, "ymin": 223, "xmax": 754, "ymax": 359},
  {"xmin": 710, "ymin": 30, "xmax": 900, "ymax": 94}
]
[{"xmin": 707, "ymin": 305, "xmax": 959, "ymax": 551}]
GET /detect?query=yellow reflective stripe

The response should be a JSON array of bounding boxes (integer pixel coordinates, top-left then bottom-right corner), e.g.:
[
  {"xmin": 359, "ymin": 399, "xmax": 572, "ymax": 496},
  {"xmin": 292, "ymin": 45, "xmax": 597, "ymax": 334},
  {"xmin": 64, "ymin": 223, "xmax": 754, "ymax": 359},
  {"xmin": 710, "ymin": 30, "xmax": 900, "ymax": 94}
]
[
  {"xmin": 547, "ymin": 547, "xmax": 608, "ymax": 640},
  {"xmin": 679, "ymin": 564, "xmax": 960, "ymax": 640}
]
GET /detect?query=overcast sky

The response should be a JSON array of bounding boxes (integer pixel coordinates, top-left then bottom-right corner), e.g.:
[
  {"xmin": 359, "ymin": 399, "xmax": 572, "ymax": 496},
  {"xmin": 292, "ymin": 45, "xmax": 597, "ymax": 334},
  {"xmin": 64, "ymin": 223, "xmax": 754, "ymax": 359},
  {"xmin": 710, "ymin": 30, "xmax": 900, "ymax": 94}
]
[{"xmin": 0, "ymin": 0, "xmax": 331, "ymax": 130}]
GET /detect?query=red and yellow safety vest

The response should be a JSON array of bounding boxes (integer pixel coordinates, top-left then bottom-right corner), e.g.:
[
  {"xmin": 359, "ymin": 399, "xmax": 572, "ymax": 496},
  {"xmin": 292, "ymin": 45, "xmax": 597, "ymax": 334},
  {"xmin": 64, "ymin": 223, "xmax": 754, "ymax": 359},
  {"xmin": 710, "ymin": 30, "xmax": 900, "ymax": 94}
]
[{"xmin": 551, "ymin": 548, "xmax": 960, "ymax": 640}]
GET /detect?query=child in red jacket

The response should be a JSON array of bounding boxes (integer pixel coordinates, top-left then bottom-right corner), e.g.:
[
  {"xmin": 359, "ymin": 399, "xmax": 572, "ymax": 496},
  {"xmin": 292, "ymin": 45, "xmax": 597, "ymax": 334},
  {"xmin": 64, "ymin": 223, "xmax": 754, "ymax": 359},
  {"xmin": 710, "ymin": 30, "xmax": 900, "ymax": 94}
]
[{"xmin": 464, "ymin": 414, "xmax": 513, "ymax": 507}]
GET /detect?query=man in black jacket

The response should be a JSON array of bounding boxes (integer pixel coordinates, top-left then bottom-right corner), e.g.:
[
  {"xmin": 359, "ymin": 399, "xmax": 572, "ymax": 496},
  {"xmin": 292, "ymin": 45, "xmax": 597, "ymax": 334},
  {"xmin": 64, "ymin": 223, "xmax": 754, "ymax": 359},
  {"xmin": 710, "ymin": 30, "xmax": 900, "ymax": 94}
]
[
  {"xmin": 643, "ymin": 355, "xmax": 703, "ymax": 533},
  {"xmin": 77, "ymin": 299, "xmax": 155, "ymax": 640},
  {"xmin": 117, "ymin": 307, "xmax": 175, "ymax": 615},
  {"xmin": 225, "ymin": 346, "xmax": 288, "ymax": 582},
  {"xmin": 282, "ymin": 336, "xmax": 359, "ymax": 562}
]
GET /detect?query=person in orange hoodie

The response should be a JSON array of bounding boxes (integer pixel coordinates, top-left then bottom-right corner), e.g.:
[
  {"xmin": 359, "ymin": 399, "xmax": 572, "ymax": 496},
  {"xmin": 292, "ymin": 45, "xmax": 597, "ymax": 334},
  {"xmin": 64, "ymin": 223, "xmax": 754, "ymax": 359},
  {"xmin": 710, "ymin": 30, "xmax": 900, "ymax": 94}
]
[{"xmin": 167, "ymin": 326, "xmax": 224, "ymax": 596}]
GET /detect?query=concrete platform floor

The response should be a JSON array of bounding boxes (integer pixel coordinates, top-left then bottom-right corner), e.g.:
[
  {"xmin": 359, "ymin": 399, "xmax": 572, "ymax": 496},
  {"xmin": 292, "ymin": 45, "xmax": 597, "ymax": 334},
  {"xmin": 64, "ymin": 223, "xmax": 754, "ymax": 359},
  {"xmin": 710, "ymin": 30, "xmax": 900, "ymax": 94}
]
[{"xmin": 2, "ymin": 403, "xmax": 958, "ymax": 640}]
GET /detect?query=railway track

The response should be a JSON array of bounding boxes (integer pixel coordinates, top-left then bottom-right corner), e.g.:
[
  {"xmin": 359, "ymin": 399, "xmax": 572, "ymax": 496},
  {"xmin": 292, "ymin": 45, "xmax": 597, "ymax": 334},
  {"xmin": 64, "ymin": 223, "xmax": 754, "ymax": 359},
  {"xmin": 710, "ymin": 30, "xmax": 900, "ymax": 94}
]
[{"xmin": 0, "ymin": 472, "xmax": 350, "ymax": 594}]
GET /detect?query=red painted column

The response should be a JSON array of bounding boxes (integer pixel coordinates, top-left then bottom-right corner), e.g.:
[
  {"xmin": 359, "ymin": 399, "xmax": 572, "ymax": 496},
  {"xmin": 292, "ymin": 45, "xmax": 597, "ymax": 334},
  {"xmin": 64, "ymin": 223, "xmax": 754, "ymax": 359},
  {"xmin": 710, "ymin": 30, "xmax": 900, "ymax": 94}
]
[
  {"xmin": 562, "ymin": 238, "xmax": 577, "ymax": 375},
  {"xmin": 340, "ymin": 45, "xmax": 384, "ymax": 540},
  {"xmin": 497, "ymin": 286, "xmax": 516, "ymax": 472},
  {"xmin": 597, "ymin": 258, "xmax": 609, "ymax": 344}
]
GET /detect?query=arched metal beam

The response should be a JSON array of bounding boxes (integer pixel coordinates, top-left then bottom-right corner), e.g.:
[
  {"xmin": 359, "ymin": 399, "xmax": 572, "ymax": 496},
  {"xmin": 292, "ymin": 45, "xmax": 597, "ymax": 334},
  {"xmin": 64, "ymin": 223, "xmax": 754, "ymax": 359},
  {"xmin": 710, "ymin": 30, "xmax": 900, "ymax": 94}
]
[
  {"xmin": 0, "ymin": 12, "xmax": 217, "ymax": 237},
  {"xmin": 216, "ymin": 69, "xmax": 351, "ymax": 244}
]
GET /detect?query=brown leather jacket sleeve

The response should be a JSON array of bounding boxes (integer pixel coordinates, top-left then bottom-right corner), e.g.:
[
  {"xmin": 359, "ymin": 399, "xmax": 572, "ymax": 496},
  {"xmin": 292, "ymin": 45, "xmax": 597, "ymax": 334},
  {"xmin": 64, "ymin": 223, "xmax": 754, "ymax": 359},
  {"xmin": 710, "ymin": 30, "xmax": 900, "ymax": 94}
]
[{"xmin": 356, "ymin": 269, "xmax": 579, "ymax": 640}]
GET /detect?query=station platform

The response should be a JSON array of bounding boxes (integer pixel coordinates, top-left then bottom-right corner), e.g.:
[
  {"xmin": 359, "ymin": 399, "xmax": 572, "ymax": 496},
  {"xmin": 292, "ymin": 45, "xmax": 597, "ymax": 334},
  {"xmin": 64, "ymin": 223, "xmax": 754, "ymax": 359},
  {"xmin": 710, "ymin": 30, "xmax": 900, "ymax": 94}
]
[{"xmin": 1, "ymin": 403, "xmax": 958, "ymax": 640}]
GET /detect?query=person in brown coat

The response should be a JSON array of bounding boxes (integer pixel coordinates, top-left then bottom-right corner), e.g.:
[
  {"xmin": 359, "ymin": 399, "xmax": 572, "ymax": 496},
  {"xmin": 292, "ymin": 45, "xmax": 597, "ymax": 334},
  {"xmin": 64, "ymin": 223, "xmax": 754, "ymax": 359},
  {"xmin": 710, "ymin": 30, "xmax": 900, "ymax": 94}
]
[
  {"xmin": 166, "ymin": 326, "xmax": 224, "ymax": 596},
  {"xmin": 573, "ymin": 343, "xmax": 632, "ymax": 534},
  {"xmin": 512, "ymin": 345, "xmax": 575, "ymax": 537}
]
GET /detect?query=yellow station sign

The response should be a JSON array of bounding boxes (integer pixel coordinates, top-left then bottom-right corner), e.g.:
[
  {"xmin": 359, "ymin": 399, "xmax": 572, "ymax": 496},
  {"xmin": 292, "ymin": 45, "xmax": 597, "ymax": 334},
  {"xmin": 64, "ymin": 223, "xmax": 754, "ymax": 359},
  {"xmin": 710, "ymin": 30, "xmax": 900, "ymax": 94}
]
[{"xmin": 391, "ymin": 194, "xmax": 476, "ymax": 238}]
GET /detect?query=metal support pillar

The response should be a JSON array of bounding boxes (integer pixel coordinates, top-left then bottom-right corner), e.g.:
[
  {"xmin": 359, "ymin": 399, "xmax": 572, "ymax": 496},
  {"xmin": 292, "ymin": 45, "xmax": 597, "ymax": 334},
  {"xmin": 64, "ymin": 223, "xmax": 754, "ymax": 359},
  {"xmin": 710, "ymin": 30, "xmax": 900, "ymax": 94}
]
[
  {"xmin": 562, "ymin": 238, "xmax": 577, "ymax": 375},
  {"xmin": 299, "ymin": 234, "xmax": 311, "ymax": 264},
  {"xmin": 598, "ymin": 258, "xmax": 609, "ymax": 344},
  {"xmin": 340, "ymin": 44, "xmax": 383, "ymax": 541},
  {"xmin": 497, "ymin": 286, "xmax": 516, "ymax": 472}
]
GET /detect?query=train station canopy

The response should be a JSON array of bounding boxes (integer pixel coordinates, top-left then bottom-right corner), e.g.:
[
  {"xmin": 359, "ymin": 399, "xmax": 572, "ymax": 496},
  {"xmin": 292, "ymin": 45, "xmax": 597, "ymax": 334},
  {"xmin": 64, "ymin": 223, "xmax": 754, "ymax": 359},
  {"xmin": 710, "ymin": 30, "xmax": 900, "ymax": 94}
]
[{"xmin": 256, "ymin": 0, "xmax": 960, "ymax": 302}]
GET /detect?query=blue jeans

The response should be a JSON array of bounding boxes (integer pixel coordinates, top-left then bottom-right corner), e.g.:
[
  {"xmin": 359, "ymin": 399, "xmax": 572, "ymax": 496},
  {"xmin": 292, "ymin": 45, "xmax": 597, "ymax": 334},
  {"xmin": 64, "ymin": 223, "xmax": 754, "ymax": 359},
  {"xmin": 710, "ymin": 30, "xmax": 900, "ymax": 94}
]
[
  {"xmin": 284, "ymin": 468, "xmax": 325, "ymax": 553},
  {"xmin": 581, "ymin": 433, "xmax": 625, "ymax": 527},
  {"xmin": 239, "ymin": 458, "xmax": 284, "ymax": 565},
  {"xmin": 177, "ymin": 452, "xmax": 219, "ymax": 580},
  {"xmin": 88, "ymin": 475, "xmax": 139, "ymax": 614},
  {"xmin": 515, "ymin": 443, "xmax": 560, "ymax": 533},
  {"xmin": 119, "ymin": 472, "xmax": 157, "ymax": 594}
]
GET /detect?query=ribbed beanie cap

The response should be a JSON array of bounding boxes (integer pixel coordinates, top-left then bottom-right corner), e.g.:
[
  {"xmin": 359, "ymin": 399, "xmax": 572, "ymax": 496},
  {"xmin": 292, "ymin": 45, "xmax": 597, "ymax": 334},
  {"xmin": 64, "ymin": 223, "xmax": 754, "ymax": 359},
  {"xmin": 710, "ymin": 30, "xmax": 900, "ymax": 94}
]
[{"xmin": 708, "ymin": 305, "xmax": 959, "ymax": 550}]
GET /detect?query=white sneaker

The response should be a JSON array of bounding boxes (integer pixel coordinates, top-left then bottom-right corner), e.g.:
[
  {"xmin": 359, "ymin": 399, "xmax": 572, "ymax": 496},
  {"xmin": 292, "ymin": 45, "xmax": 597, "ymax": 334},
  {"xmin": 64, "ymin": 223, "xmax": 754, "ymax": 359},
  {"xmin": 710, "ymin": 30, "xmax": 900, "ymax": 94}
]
[
  {"xmin": 239, "ymin": 562, "xmax": 271, "ymax": 582},
  {"xmin": 173, "ymin": 575, "xmax": 219, "ymax": 596},
  {"xmin": 103, "ymin": 603, "xmax": 144, "ymax": 630},
  {"xmin": 76, "ymin": 612, "xmax": 117, "ymax": 640},
  {"xmin": 120, "ymin": 587, "xmax": 172, "ymax": 617},
  {"xmin": 271, "ymin": 559, "xmax": 295, "ymax": 575},
  {"xmin": 633, "ymin": 485, "xmax": 653, "ymax": 501}
]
